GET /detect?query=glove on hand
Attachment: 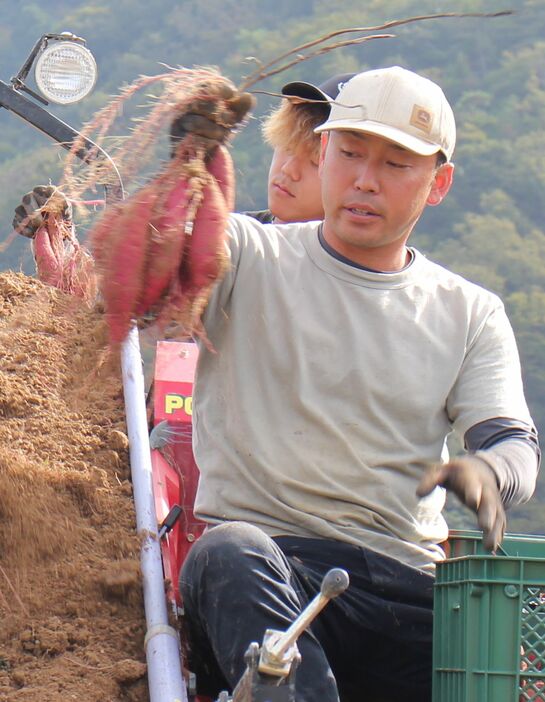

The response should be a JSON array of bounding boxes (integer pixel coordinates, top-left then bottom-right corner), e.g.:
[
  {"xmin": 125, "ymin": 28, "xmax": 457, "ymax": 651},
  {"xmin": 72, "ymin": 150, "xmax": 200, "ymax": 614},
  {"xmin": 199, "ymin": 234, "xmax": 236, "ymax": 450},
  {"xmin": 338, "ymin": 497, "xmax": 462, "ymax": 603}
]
[
  {"xmin": 13, "ymin": 185, "xmax": 72, "ymax": 239},
  {"xmin": 169, "ymin": 80, "xmax": 255, "ymax": 155},
  {"xmin": 416, "ymin": 455, "xmax": 506, "ymax": 552}
]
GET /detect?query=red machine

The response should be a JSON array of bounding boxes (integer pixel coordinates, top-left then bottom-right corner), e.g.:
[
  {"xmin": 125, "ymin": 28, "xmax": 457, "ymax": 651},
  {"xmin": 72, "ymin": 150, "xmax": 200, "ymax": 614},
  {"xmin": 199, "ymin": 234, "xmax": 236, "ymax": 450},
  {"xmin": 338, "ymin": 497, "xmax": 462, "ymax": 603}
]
[{"xmin": 150, "ymin": 340, "xmax": 205, "ymax": 607}]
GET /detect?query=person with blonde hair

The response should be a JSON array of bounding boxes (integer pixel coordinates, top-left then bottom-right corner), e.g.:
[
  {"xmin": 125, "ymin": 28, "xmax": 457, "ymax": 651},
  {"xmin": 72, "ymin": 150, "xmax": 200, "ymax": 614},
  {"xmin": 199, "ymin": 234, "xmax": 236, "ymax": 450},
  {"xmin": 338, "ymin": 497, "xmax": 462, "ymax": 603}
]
[{"xmin": 248, "ymin": 73, "xmax": 354, "ymax": 224}]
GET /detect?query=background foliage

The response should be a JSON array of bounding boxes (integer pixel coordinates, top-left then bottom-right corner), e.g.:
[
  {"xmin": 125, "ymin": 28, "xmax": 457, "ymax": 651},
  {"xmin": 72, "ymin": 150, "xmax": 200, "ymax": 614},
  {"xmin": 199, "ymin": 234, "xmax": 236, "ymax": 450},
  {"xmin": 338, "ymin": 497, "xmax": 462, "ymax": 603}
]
[{"xmin": 0, "ymin": 0, "xmax": 543, "ymax": 532}]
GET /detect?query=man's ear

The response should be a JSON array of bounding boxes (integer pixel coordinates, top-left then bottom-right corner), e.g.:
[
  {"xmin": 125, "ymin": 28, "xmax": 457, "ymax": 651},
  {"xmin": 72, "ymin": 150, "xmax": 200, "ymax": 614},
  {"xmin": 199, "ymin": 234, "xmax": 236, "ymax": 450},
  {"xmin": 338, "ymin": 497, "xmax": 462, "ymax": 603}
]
[
  {"xmin": 427, "ymin": 162, "xmax": 454, "ymax": 206},
  {"xmin": 318, "ymin": 132, "xmax": 329, "ymax": 176}
]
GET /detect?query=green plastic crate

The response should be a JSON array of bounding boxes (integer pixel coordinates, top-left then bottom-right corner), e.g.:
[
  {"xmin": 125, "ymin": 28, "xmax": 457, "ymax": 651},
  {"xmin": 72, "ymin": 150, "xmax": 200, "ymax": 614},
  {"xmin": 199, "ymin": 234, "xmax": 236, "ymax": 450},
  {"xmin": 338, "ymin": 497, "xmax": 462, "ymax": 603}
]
[
  {"xmin": 447, "ymin": 530, "xmax": 545, "ymax": 559},
  {"xmin": 433, "ymin": 531, "xmax": 545, "ymax": 702}
]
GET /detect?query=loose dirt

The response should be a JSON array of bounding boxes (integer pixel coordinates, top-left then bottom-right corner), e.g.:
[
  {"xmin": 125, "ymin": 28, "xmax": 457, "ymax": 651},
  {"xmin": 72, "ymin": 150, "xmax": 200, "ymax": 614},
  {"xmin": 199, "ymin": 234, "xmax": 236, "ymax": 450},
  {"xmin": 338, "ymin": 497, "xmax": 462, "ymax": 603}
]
[{"xmin": 0, "ymin": 272, "xmax": 149, "ymax": 701}]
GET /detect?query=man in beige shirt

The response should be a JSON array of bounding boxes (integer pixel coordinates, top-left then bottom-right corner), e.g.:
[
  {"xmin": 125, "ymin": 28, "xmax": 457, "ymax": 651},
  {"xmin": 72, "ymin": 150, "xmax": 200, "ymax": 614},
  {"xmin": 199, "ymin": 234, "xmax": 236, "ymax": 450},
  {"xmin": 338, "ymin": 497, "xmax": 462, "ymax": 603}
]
[{"xmin": 179, "ymin": 67, "xmax": 539, "ymax": 702}]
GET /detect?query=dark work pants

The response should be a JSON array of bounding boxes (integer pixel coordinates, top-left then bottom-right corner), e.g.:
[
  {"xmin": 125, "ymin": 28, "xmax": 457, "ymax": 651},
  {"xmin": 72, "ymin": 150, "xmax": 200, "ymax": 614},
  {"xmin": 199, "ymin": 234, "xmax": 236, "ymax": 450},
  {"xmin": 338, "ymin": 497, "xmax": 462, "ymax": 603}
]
[{"xmin": 179, "ymin": 522, "xmax": 434, "ymax": 702}]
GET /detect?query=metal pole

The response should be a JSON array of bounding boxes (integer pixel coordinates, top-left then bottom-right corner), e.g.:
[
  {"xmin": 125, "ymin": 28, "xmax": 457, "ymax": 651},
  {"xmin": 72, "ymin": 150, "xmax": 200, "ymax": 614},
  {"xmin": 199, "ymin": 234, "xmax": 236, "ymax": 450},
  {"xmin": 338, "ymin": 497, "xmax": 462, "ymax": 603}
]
[{"xmin": 121, "ymin": 326, "xmax": 187, "ymax": 702}]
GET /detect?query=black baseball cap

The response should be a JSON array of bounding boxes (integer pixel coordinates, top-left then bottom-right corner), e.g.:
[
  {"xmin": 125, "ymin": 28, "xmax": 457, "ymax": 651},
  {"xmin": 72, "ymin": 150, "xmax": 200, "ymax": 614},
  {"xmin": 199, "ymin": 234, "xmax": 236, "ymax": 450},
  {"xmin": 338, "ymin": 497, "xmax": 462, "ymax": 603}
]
[{"xmin": 281, "ymin": 72, "xmax": 356, "ymax": 102}]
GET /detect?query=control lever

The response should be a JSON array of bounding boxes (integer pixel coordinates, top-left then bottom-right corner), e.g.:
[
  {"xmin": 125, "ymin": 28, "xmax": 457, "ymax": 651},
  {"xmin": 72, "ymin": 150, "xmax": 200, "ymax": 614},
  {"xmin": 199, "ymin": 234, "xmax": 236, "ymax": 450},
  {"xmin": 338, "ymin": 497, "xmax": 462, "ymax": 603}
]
[
  {"xmin": 217, "ymin": 567, "xmax": 349, "ymax": 702},
  {"xmin": 259, "ymin": 567, "xmax": 349, "ymax": 677}
]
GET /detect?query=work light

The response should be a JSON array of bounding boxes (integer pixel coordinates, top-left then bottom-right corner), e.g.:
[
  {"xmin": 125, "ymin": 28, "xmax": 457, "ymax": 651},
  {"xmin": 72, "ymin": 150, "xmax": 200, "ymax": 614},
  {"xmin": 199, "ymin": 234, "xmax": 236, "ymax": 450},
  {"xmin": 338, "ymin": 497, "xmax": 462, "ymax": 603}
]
[{"xmin": 34, "ymin": 38, "xmax": 97, "ymax": 105}]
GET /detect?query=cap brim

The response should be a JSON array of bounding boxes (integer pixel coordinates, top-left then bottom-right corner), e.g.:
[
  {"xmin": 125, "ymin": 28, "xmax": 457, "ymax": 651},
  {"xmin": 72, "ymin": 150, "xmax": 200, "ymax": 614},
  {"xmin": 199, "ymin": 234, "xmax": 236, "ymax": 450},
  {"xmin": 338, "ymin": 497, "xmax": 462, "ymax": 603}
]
[
  {"xmin": 314, "ymin": 119, "xmax": 441, "ymax": 156},
  {"xmin": 281, "ymin": 81, "xmax": 329, "ymax": 102}
]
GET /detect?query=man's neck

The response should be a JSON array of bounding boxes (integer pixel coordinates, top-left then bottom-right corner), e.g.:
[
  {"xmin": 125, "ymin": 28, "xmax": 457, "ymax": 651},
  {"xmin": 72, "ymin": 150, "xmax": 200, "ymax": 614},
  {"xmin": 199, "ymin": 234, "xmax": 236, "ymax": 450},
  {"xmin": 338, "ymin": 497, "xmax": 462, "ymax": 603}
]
[{"xmin": 318, "ymin": 225, "xmax": 412, "ymax": 273}]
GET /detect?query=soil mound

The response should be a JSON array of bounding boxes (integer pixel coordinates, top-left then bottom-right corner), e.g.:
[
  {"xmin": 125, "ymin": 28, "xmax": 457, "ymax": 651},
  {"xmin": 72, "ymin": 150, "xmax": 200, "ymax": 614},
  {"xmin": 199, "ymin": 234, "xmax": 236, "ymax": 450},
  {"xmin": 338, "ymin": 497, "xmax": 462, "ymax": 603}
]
[{"xmin": 0, "ymin": 272, "xmax": 148, "ymax": 701}]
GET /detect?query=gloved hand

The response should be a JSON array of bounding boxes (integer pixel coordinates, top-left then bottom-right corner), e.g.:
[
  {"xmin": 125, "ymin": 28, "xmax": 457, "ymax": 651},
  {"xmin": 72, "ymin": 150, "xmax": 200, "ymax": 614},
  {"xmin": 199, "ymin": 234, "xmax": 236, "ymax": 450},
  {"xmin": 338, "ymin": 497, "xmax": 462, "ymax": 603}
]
[
  {"xmin": 416, "ymin": 456, "xmax": 506, "ymax": 552},
  {"xmin": 169, "ymin": 80, "xmax": 255, "ymax": 155},
  {"xmin": 13, "ymin": 185, "xmax": 72, "ymax": 239}
]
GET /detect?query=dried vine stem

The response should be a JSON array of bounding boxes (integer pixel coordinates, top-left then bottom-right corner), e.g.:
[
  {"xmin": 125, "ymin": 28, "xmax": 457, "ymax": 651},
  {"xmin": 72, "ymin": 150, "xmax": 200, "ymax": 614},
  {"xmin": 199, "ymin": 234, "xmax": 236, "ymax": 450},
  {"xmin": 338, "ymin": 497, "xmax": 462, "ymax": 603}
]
[
  {"xmin": 238, "ymin": 11, "xmax": 513, "ymax": 90},
  {"xmin": 246, "ymin": 33, "xmax": 395, "ymax": 85}
]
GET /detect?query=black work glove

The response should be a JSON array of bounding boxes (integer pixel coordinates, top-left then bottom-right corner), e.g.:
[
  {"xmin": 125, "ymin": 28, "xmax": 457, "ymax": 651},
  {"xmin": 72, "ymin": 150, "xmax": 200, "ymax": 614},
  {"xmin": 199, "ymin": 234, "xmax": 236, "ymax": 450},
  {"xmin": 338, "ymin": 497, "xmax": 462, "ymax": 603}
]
[
  {"xmin": 13, "ymin": 185, "xmax": 72, "ymax": 239},
  {"xmin": 169, "ymin": 80, "xmax": 255, "ymax": 155},
  {"xmin": 417, "ymin": 456, "xmax": 506, "ymax": 552}
]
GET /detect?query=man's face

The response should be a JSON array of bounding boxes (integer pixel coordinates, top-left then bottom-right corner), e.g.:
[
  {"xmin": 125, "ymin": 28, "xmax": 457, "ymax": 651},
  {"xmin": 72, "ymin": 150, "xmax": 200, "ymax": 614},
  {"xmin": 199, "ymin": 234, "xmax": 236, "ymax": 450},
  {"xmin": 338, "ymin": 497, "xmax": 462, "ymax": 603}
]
[
  {"xmin": 267, "ymin": 146, "xmax": 324, "ymax": 223},
  {"xmin": 319, "ymin": 131, "xmax": 453, "ymax": 269}
]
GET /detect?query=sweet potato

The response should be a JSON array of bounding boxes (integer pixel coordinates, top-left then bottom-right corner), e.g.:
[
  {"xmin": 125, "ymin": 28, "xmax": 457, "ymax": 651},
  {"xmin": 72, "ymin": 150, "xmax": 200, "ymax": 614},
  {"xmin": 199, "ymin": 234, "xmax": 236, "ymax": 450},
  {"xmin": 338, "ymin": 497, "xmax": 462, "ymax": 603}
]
[
  {"xmin": 133, "ymin": 175, "xmax": 193, "ymax": 317},
  {"xmin": 89, "ymin": 202, "xmax": 126, "ymax": 272},
  {"xmin": 96, "ymin": 185, "xmax": 159, "ymax": 345},
  {"xmin": 205, "ymin": 145, "xmax": 235, "ymax": 211},
  {"xmin": 33, "ymin": 220, "xmax": 63, "ymax": 288},
  {"xmin": 182, "ymin": 173, "xmax": 229, "ymax": 292}
]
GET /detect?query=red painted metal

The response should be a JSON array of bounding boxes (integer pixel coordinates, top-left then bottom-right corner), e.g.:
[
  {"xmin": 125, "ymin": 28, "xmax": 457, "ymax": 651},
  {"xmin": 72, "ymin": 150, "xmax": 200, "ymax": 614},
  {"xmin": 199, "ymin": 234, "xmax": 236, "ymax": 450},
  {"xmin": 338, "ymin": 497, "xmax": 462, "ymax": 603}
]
[{"xmin": 151, "ymin": 340, "xmax": 205, "ymax": 606}]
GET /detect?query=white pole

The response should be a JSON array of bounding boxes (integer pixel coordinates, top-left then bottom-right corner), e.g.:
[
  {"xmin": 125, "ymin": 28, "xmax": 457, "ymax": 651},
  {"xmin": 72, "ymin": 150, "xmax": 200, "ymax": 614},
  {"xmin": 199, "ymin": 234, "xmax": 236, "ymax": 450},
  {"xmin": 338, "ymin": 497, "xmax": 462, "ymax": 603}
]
[{"xmin": 121, "ymin": 326, "xmax": 187, "ymax": 702}]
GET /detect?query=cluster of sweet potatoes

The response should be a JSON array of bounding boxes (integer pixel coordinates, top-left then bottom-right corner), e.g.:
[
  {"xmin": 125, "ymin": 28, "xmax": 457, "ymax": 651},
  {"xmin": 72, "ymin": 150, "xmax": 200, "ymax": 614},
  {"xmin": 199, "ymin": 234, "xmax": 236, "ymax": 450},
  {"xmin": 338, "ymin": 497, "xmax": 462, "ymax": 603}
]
[{"xmin": 89, "ymin": 78, "xmax": 252, "ymax": 346}]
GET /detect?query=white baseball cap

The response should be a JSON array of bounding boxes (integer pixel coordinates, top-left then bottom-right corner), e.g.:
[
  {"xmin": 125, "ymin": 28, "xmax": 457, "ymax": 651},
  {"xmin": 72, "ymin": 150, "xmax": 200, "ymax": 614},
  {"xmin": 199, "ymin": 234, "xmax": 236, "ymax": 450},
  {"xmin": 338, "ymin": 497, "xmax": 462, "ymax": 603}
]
[{"xmin": 315, "ymin": 66, "xmax": 456, "ymax": 161}]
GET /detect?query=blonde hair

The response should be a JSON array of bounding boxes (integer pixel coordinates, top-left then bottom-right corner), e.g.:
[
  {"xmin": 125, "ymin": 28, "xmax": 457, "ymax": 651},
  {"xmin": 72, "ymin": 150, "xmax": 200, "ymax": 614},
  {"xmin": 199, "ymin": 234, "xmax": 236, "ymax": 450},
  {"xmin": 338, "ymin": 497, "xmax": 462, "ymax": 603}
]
[{"xmin": 262, "ymin": 99, "xmax": 329, "ymax": 162}]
